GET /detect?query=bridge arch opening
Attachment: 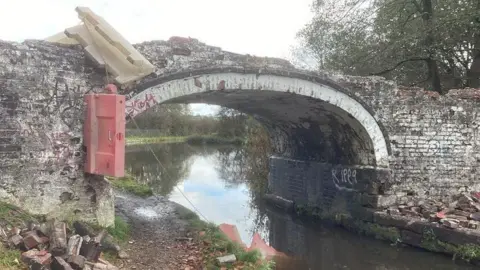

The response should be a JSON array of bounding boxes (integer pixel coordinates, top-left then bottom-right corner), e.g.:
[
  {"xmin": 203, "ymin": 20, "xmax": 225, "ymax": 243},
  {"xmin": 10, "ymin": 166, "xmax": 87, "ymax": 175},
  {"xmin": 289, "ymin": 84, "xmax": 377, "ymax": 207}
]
[{"xmin": 125, "ymin": 70, "xmax": 390, "ymax": 167}]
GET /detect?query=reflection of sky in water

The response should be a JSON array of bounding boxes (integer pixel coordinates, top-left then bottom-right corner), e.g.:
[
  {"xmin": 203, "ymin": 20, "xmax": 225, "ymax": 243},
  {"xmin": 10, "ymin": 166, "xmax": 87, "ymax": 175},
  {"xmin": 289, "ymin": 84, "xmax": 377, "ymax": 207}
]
[{"xmin": 168, "ymin": 155, "xmax": 257, "ymax": 245}]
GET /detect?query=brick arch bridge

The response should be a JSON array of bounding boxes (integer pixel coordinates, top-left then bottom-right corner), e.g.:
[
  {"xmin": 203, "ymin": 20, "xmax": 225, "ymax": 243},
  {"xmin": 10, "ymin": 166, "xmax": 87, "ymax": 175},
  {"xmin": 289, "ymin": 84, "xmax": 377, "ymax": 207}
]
[
  {"xmin": 126, "ymin": 69, "xmax": 389, "ymax": 167},
  {"xmin": 1, "ymin": 38, "xmax": 480, "ymax": 226}
]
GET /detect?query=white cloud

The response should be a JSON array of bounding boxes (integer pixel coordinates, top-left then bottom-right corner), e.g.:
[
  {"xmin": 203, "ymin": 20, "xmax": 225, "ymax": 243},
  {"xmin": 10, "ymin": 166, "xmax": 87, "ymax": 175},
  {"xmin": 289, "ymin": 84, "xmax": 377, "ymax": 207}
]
[
  {"xmin": 189, "ymin": 104, "xmax": 220, "ymax": 116},
  {"xmin": 0, "ymin": 0, "xmax": 314, "ymax": 116},
  {"xmin": 0, "ymin": 0, "xmax": 313, "ymax": 58},
  {"xmin": 168, "ymin": 154, "xmax": 261, "ymax": 244}
]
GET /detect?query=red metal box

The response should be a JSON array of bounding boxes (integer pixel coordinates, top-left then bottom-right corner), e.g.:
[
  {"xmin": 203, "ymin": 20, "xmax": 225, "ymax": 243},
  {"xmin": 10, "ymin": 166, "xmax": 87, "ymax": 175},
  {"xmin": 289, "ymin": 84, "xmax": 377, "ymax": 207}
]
[{"xmin": 84, "ymin": 91, "xmax": 125, "ymax": 177}]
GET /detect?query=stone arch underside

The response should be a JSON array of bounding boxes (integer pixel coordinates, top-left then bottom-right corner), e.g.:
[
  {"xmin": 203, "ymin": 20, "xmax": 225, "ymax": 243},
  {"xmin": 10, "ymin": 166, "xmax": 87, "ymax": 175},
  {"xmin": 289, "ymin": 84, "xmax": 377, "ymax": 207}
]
[{"xmin": 125, "ymin": 71, "xmax": 389, "ymax": 167}]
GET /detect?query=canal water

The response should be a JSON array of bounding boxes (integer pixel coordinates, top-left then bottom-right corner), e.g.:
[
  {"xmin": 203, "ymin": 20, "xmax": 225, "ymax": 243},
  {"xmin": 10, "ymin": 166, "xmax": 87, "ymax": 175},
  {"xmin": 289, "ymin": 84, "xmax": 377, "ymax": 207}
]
[{"xmin": 125, "ymin": 143, "xmax": 477, "ymax": 270}]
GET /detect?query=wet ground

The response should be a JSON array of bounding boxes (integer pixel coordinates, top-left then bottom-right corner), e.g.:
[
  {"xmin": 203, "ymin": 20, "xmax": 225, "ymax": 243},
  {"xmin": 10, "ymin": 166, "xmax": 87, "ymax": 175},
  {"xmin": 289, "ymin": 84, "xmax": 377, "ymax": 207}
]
[{"xmin": 114, "ymin": 192, "xmax": 202, "ymax": 270}]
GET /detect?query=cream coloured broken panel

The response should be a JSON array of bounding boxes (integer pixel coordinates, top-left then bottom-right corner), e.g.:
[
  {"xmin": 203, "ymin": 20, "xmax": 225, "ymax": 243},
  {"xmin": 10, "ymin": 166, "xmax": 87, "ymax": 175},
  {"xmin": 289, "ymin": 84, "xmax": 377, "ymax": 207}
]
[
  {"xmin": 65, "ymin": 6, "xmax": 155, "ymax": 85},
  {"xmin": 45, "ymin": 32, "xmax": 79, "ymax": 45}
]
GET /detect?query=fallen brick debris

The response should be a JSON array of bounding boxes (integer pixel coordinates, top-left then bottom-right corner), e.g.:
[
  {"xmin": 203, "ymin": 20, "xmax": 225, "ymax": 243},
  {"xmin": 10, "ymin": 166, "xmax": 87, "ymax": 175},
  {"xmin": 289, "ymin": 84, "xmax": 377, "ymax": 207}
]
[
  {"xmin": 0, "ymin": 220, "xmax": 123, "ymax": 270},
  {"xmin": 386, "ymin": 192, "xmax": 480, "ymax": 230}
]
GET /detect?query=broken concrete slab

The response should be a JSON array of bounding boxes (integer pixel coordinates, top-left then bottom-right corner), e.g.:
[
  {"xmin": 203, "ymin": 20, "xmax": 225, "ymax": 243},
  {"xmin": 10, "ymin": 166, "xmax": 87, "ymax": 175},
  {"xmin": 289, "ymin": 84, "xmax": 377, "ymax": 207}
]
[
  {"xmin": 67, "ymin": 235, "xmax": 83, "ymax": 256},
  {"xmin": 49, "ymin": 221, "xmax": 68, "ymax": 256},
  {"xmin": 61, "ymin": 6, "xmax": 154, "ymax": 85},
  {"xmin": 216, "ymin": 254, "xmax": 236, "ymax": 264}
]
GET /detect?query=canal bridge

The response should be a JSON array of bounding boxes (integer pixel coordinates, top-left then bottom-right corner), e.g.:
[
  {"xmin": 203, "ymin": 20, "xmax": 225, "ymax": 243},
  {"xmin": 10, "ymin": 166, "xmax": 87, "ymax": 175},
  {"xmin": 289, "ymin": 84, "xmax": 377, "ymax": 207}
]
[{"xmin": 1, "ymin": 9, "xmax": 480, "ymax": 226}]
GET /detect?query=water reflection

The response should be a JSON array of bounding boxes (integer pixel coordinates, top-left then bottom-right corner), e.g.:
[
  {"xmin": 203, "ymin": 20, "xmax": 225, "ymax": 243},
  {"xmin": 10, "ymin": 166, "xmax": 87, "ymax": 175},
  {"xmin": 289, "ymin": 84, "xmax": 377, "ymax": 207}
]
[
  {"xmin": 125, "ymin": 143, "xmax": 476, "ymax": 270},
  {"xmin": 267, "ymin": 208, "xmax": 477, "ymax": 270}
]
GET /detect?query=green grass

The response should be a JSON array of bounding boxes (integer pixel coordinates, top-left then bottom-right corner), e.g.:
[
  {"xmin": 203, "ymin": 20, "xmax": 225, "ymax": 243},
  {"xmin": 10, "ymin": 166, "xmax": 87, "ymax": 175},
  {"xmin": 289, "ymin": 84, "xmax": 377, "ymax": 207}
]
[
  {"xmin": 174, "ymin": 204, "xmax": 275, "ymax": 269},
  {"xmin": 0, "ymin": 245, "xmax": 23, "ymax": 270},
  {"xmin": 421, "ymin": 227, "xmax": 480, "ymax": 262},
  {"xmin": 0, "ymin": 201, "xmax": 33, "ymax": 270},
  {"xmin": 107, "ymin": 174, "xmax": 153, "ymax": 198},
  {"xmin": 126, "ymin": 136, "xmax": 187, "ymax": 145},
  {"xmin": 0, "ymin": 201, "xmax": 41, "ymax": 227},
  {"xmin": 125, "ymin": 134, "xmax": 245, "ymax": 147},
  {"xmin": 107, "ymin": 216, "xmax": 131, "ymax": 243}
]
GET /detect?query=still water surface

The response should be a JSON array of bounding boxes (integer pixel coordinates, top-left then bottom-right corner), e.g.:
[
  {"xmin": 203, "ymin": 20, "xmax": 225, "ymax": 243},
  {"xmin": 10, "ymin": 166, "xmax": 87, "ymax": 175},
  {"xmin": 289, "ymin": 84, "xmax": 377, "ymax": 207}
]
[{"xmin": 125, "ymin": 143, "xmax": 477, "ymax": 270}]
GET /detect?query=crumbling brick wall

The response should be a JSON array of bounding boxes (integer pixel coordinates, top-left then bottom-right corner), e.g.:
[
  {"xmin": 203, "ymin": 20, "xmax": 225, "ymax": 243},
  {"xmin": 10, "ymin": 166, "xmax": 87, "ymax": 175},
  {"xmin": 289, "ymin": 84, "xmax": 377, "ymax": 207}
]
[
  {"xmin": 0, "ymin": 40, "xmax": 113, "ymax": 226},
  {"xmin": 334, "ymin": 78, "xmax": 480, "ymax": 203}
]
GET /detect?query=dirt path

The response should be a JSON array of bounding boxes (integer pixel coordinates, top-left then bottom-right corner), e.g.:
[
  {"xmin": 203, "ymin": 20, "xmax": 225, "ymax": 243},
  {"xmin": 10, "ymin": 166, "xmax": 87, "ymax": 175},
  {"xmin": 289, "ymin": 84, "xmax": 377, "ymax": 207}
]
[{"xmin": 113, "ymin": 193, "xmax": 203, "ymax": 270}]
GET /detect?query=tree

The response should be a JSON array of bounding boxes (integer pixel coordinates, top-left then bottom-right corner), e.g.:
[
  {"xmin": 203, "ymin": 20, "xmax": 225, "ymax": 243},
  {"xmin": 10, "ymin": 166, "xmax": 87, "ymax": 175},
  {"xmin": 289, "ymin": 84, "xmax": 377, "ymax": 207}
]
[
  {"xmin": 215, "ymin": 108, "xmax": 248, "ymax": 138},
  {"xmin": 298, "ymin": 0, "xmax": 480, "ymax": 93}
]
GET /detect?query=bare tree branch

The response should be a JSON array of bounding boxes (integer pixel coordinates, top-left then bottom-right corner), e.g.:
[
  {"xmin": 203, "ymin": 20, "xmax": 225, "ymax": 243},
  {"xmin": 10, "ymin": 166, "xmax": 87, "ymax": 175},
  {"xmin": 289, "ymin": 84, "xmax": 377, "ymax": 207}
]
[{"xmin": 370, "ymin": 57, "xmax": 428, "ymax": 76}]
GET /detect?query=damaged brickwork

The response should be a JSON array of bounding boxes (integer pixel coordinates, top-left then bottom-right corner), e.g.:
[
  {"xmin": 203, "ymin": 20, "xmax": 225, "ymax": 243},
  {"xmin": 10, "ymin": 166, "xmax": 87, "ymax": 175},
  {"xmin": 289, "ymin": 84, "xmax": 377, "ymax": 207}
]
[
  {"xmin": 0, "ymin": 40, "xmax": 113, "ymax": 225},
  {"xmin": 0, "ymin": 37, "xmax": 480, "ymax": 225}
]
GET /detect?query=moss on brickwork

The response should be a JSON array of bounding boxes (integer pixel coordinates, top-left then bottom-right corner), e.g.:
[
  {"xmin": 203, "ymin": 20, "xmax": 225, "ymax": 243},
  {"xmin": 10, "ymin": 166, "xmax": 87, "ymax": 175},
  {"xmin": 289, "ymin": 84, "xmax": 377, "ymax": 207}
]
[
  {"xmin": 421, "ymin": 227, "xmax": 480, "ymax": 262},
  {"xmin": 355, "ymin": 221, "xmax": 401, "ymax": 243},
  {"xmin": 293, "ymin": 204, "xmax": 480, "ymax": 264}
]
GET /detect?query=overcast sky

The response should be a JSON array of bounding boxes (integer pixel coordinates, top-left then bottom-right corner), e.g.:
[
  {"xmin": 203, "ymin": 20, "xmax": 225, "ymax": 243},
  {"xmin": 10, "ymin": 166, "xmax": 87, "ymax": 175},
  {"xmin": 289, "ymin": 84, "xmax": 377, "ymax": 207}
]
[{"xmin": 0, "ymin": 0, "xmax": 313, "ymax": 114}]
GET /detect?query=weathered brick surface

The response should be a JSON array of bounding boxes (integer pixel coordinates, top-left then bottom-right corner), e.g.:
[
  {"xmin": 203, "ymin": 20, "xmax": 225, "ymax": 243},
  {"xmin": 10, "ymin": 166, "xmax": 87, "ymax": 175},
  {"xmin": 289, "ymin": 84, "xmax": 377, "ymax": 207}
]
[
  {"xmin": 1, "ymin": 37, "xmax": 480, "ymax": 223},
  {"xmin": 334, "ymin": 76, "xmax": 480, "ymax": 200},
  {"xmin": 0, "ymin": 40, "xmax": 112, "ymax": 225},
  {"xmin": 0, "ymin": 37, "xmax": 295, "ymax": 225},
  {"xmin": 269, "ymin": 156, "xmax": 393, "ymax": 209},
  {"xmin": 269, "ymin": 80, "xmax": 480, "ymax": 207}
]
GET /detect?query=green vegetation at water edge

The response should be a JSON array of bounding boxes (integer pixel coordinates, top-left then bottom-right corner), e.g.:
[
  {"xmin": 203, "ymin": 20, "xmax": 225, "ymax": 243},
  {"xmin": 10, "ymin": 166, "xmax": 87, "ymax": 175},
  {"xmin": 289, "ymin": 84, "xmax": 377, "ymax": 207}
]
[
  {"xmin": 126, "ymin": 136, "xmax": 187, "ymax": 145},
  {"xmin": 292, "ymin": 204, "xmax": 480, "ymax": 264},
  {"xmin": 421, "ymin": 227, "xmax": 480, "ymax": 262},
  {"xmin": 174, "ymin": 204, "xmax": 275, "ymax": 270},
  {"xmin": 126, "ymin": 134, "xmax": 244, "ymax": 146},
  {"xmin": 107, "ymin": 174, "xmax": 153, "ymax": 198}
]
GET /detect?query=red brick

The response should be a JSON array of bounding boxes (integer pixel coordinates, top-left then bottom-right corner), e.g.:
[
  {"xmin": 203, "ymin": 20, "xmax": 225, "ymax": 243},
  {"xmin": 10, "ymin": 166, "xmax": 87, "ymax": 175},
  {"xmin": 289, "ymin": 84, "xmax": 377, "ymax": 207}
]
[
  {"xmin": 21, "ymin": 249, "xmax": 52, "ymax": 265},
  {"xmin": 9, "ymin": 234, "xmax": 24, "ymax": 249},
  {"xmin": 23, "ymin": 231, "xmax": 46, "ymax": 249}
]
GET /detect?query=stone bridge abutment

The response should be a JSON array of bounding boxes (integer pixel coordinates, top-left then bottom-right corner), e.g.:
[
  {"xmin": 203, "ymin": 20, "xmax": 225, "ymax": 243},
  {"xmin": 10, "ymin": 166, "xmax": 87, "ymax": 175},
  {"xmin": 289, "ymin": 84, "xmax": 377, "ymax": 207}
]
[{"xmin": 1, "ymin": 38, "xmax": 480, "ymax": 226}]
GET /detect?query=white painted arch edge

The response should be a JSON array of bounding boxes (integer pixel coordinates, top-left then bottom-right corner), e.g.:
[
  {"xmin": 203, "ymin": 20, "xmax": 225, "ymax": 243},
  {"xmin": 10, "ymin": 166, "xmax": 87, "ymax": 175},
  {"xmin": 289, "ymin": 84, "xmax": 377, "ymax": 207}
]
[{"xmin": 126, "ymin": 73, "xmax": 390, "ymax": 167}]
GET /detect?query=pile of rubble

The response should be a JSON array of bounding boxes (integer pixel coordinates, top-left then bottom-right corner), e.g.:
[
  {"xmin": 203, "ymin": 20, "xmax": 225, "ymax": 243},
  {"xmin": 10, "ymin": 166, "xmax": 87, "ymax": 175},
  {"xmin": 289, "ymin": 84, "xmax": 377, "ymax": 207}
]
[
  {"xmin": 387, "ymin": 192, "xmax": 480, "ymax": 229},
  {"xmin": 1, "ymin": 220, "xmax": 121, "ymax": 270}
]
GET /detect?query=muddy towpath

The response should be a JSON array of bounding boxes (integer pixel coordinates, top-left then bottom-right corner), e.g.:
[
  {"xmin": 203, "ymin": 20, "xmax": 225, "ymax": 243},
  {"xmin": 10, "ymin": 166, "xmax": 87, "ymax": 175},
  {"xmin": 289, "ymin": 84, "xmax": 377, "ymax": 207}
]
[{"xmin": 114, "ymin": 192, "xmax": 203, "ymax": 270}]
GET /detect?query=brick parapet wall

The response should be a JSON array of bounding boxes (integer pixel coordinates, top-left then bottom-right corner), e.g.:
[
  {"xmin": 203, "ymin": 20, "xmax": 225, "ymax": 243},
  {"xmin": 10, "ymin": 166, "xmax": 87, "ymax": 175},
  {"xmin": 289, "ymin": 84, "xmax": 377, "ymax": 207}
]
[
  {"xmin": 2, "ymin": 38, "xmax": 480, "ymax": 223},
  {"xmin": 334, "ymin": 76, "xmax": 480, "ymax": 200}
]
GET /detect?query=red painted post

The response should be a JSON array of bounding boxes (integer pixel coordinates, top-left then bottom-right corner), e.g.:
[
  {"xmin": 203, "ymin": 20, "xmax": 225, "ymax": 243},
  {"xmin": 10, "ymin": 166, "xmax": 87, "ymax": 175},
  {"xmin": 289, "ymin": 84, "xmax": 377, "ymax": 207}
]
[{"xmin": 84, "ymin": 84, "xmax": 125, "ymax": 177}]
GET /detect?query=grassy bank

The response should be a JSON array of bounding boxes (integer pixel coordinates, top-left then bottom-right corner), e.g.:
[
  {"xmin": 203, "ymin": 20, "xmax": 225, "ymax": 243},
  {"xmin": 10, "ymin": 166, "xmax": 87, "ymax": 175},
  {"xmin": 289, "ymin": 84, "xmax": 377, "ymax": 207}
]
[
  {"xmin": 0, "ymin": 201, "xmax": 40, "ymax": 269},
  {"xmin": 126, "ymin": 134, "xmax": 244, "ymax": 146},
  {"xmin": 106, "ymin": 174, "xmax": 153, "ymax": 198},
  {"xmin": 126, "ymin": 136, "xmax": 187, "ymax": 145},
  {"xmin": 175, "ymin": 204, "xmax": 275, "ymax": 270}
]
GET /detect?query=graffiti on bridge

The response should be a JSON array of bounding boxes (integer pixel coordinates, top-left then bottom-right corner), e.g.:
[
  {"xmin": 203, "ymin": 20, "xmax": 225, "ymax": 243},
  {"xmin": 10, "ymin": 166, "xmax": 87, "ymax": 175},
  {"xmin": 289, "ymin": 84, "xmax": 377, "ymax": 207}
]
[
  {"xmin": 126, "ymin": 93, "xmax": 158, "ymax": 117},
  {"xmin": 331, "ymin": 168, "xmax": 357, "ymax": 191}
]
